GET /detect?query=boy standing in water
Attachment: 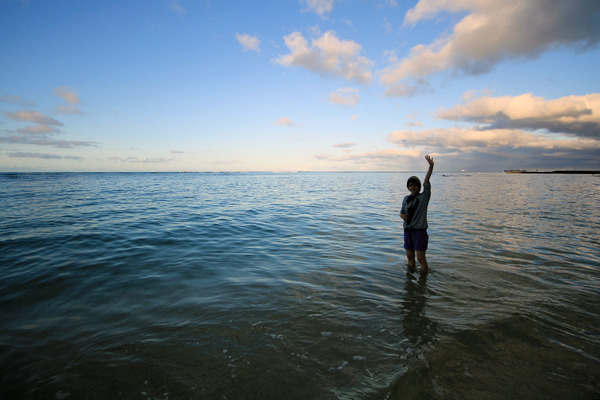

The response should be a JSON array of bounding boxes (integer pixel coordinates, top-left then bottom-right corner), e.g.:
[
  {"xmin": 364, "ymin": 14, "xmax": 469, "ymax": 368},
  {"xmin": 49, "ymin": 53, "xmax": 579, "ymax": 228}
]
[{"xmin": 400, "ymin": 155, "xmax": 434, "ymax": 274}]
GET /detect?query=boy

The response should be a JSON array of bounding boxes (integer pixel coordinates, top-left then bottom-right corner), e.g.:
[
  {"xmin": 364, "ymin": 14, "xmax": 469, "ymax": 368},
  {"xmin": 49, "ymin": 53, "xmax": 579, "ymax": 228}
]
[{"xmin": 400, "ymin": 155, "xmax": 434, "ymax": 274}]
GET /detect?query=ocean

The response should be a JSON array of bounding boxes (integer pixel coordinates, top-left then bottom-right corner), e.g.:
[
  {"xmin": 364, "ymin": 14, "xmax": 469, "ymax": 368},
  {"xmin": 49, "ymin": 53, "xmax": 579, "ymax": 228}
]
[{"xmin": 1, "ymin": 171, "xmax": 599, "ymax": 399}]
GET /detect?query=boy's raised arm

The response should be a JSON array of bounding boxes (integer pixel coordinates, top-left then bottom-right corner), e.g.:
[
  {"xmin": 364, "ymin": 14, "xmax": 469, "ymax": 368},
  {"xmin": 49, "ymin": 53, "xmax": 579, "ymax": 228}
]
[{"xmin": 424, "ymin": 155, "xmax": 434, "ymax": 185}]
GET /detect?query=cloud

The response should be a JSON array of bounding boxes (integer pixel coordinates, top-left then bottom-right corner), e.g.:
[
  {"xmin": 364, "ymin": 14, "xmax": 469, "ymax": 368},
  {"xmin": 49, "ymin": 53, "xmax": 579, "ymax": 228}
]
[
  {"xmin": 4, "ymin": 110, "xmax": 63, "ymax": 126},
  {"xmin": 211, "ymin": 159, "xmax": 241, "ymax": 166},
  {"xmin": 333, "ymin": 142, "xmax": 356, "ymax": 148},
  {"xmin": 274, "ymin": 117, "xmax": 299, "ymax": 127},
  {"xmin": 56, "ymin": 105, "xmax": 83, "ymax": 115},
  {"xmin": 168, "ymin": 0, "xmax": 187, "ymax": 16},
  {"xmin": 54, "ymin": 86, "xmax": 83, "ymax": 114},
  {"xmin": 0, "ymin": 92, "xmax": 35, "ymax": 107},
  {"xmin": 387, "ymin": 127, "xmax": 600, "ymax": 152},
  {"xmin": 53, "ymin": 86, "xmax": 79, "ymax": 104},
  {"xmin": 387, "ymin": 127, "xmax": 600, "ymax": 170},
  {"xmin": 329, "ymin": 87, "xmax": 360, "ymax": 106},
  {"xmin": 383, "ymin": 17, "xmax": 393, "ymax": 34},
  {"xmin": 318, "ymin": 91, "xmax": 600, "ymax": 170},
  {"xmin": 108, "ymin": 156, "xmax": 174, "ymax": 163},
  {"xmin": 2, "ymin": 109, "xmax": 96, "ymax": 147},
  {"xmin": 236, "ymin": 33, "xmax": 261, "ymax": 52},
  {"xmin": 303, "ymin": 0, "xmax": 334, "ymax": 18},
  {"xmin": 16, "ymin": 125, "xmax": 61, "ymax": 135},
  {"xmin": 8, "ymin": 152, "xmax": 83, "ymax": 160},
  {"xmin": 315, "ymin": 148, "xmax": 423, "ymax": 165},
  {"xmin": 381, "ymin": 0, "xmax": 600, "ymax": 96},
  {"xmin": 276, "ymin": 31, "xmax": 374, "ymax": 84},
  {"xmin": 437, "ymin": 93, "xmax": 600, "ymax": 139},
  {"xmin": 1, "ymin": 90, "xmax": 97, "ymax": 157},
  {"xmin": 379, "ymin": 92, "xmax": 600, "ymax": 170},
  {"xmin": 405, "ymin": 111, "xmax": 422, "ymax": 127},
  {"xmin": 0, "ymin": 135, "xmax": 99, "ymax": 148}
]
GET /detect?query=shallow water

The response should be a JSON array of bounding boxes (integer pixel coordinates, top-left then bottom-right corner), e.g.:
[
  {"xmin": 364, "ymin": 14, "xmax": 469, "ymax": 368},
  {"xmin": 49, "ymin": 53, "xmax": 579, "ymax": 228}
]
[{"xmin": 1, "ymin": 172, "xmax": 599, "ymax": 399}]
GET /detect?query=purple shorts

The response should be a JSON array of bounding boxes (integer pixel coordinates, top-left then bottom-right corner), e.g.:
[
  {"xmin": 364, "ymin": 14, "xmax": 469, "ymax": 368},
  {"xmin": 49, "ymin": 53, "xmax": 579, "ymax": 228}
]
[{"xmin": 404, "ymin": 229, "xmax": 429, "ymax": 251}]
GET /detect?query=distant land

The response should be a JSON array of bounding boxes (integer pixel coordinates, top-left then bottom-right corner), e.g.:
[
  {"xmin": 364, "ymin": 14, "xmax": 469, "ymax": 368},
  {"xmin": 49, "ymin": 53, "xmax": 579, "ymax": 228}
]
[{"xmin": 504, "ymin": 170, "xmax": 600, "ymax": 174}]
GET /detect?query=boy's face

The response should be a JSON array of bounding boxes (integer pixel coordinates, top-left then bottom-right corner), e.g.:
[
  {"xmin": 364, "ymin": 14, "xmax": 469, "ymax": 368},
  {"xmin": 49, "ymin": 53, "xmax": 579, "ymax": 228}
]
[{"xmin": 408, "ymin": 182, "xmax": 420, "ymax": 195}]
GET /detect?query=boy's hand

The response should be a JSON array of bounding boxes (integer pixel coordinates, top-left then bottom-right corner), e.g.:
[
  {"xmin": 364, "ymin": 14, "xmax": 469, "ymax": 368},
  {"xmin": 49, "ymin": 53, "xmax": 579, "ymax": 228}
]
[{"xmin": 424, "ymin": 154, "xmax": 434, "ymax": 184}]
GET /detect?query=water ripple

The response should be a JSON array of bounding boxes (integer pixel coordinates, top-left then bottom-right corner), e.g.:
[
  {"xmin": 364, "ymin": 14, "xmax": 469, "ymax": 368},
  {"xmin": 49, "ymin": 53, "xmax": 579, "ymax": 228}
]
[{"xmin": 1, "ymin": 172, "xmax": 599, "ymax": 399}]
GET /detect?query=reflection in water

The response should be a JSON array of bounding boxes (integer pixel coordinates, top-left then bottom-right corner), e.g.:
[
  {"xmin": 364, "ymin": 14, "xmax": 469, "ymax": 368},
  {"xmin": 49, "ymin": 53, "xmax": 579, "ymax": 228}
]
[{"xmin": 401, "ymin": 274, "xmax": 438, "ymax": 347}]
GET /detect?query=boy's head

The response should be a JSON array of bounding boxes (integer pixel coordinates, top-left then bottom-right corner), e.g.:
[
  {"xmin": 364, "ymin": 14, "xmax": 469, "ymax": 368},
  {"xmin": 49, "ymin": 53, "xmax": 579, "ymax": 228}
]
[{"xmin": 407, "ymin": 176, "xmax": 421, "ymax": 195}]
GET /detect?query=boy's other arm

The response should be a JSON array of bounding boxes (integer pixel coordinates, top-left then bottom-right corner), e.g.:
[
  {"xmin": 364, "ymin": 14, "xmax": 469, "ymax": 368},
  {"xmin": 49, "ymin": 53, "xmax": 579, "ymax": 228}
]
[
  {"xmin": 424, "ymin": 155, "xmax": 434, "ymax": 185},
  {"xmin": 400, "ymin": 202, "xmax": 408, "ymax": 222}
]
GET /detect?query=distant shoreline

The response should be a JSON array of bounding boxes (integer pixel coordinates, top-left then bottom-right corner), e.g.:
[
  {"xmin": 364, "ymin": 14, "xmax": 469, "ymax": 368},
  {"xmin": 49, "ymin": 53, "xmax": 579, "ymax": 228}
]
[{"xmin": 504, "ymin": 170, "xmax": 600, "ymax": 174}]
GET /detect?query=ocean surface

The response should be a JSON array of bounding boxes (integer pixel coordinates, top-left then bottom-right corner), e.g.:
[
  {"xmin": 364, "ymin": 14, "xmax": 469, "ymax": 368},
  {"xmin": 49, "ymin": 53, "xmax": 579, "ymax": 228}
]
[{"xmin": 1, "ymin": 171, "xmax": 599, "ymax": 400}]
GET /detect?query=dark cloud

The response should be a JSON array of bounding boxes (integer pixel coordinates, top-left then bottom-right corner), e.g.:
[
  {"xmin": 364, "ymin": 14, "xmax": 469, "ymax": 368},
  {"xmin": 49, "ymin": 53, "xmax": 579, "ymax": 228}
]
[
  {"xmin": 0, "ymin": 135, "xmax": 99, "ymax": 148},
  {"xmin": 8, "ymin": 152, "xmax": 84, "ymax": 161},
  {"xmin": 333, "ymin": 142, "xmax": 357, "ymax": 148},
  {"xmin": 16, "ymin": 125, "xmax": 62, "ymax": 135},
  {"xmin": 0, "ymin": 93, "xmax": 36, "ymax": 107},
  {"xmin": 4, "ymin": 110, "xmax": 63, "ymax": 126}
]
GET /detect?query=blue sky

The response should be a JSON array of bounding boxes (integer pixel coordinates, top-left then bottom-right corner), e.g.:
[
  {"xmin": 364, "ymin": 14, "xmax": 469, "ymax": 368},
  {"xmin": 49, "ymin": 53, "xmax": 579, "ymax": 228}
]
[{"xmin": 1, "ymin": 0, "xmax": 599, "ymax": 172}]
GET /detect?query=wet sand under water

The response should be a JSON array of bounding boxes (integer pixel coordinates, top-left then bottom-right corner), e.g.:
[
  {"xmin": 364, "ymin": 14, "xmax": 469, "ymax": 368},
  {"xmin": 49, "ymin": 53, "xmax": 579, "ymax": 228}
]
[{"xmin": 387, "ymin": 314, "xmax": 599, "ymax": 400}]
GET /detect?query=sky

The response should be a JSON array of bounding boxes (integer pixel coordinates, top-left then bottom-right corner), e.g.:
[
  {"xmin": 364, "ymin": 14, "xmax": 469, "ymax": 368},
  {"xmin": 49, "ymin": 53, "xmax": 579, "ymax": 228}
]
[{"xmin": 1, "ymin": 0, "xmax": 599, "ymax": 172}]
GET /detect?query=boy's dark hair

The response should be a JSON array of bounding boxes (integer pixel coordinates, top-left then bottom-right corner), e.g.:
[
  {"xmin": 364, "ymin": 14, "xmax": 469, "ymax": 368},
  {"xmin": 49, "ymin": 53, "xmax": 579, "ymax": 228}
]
[{"xmin": 407, "ymin": 176, "xmax": 421, "ymax": 191}]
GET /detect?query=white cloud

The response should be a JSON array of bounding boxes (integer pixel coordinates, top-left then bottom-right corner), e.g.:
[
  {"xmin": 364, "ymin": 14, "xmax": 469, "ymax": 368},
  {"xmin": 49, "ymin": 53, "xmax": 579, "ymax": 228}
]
[
  {"xmin": 315, "ymin": 148, "xmax": 423, "ymax": 164},
  {"xmin": 303, "ymin": 0, "xmax": 334, "ymax": 18},
  {"xmin": 236, "ymin": 33, "xmax": 261, "ymax": 53},
  {"xmin": 329, "ymin": 87, "xmax": 360, "ymax": 106},
  {"xmin": 54, "ymin": 86, "xmax": 79, "ymax": 104},
  {"xmin": 437, "ymin": 93, "xmax": 600, "ymax": 138},
  {"xmin": 381, "ymin": 0, "xmax": 600, "ymax": 96},
  {"xmin": 211, "ymin": 159, "xmax": 241, "ymax": 166},
  {"xmin": 54, "ymin": 86, "xmax": 83, "ymax": 114},
  {"xmin": 57, "ymin": 105, "xmax": 83, "ymax": 115},
  {"xmin": 168, "ymin": 0, "xmax": 186, "ymax": 16},
  {"xmin": 405, "ymin": 111, "xmax": 422, "ymax": 127},
  {"xmin": 276, "ymin": 31, "xmax": 374, "ymax": 84},
  {"xmin": 274, "ymin": 117, "xmax": 299, "ymax": 127},
  {"xmin": 383, "ymin": 17, "xmax": 393, "ymax": 34},
  {"xmin": 109, "ymin": 156, "xmax": 174, "ymax": 163}
]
